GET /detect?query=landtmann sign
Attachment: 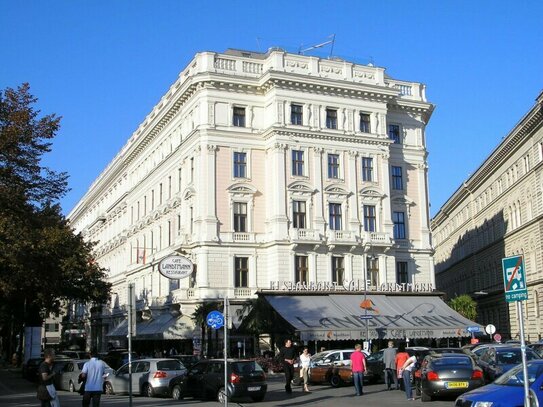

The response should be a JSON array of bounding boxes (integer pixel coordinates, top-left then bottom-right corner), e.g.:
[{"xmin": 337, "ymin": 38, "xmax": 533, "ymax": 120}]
[{"xmin": 158, "ymin": 255, "xmax": 193, "ymax": 279}]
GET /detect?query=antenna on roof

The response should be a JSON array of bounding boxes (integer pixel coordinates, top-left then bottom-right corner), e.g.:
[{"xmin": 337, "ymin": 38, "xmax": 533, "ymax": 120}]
[{"xmin": 298, "ymin": 34, "xmax": 336, "ymax": 58}]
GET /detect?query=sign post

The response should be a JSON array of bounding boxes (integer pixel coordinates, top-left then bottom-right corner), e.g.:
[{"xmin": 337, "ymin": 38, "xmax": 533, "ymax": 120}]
[
  {"xmin": 485, "ymin": 324, "xmax": 496, "ymax": 343},
  {"xmin": 127, "ymin": 283, "xmax": 135, "ymax": 407},
  {"xmin": 207, "ymin": 307, "xmax": 228, "ymax": 407},
  {"xmin": 502, "ymin": 255, "xmax": 529, "ymax": 407}
]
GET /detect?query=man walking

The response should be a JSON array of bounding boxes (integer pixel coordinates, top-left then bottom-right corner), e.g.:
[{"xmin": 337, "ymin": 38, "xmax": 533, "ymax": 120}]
[
  {"xmin": 81, "ymin": 348, "xmax": 106, "ymax": 407},
  {"xmin": 383, "ymin": 340, "xmax": 398, "ymax": 390},
  {"xmin": 350, "ymin": 344, "xmax": 367, "ymax": 396},
  {"xmin": 278, "ymin": 339, "xmax": 296, "ymax": 393}
]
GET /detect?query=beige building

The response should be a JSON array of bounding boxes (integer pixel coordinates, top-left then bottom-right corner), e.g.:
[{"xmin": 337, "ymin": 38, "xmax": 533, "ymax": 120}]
[
  {"xmin": 68, "ymin": 48, "xmax": 436, "ymax": 352},
  {"xmin": 432, "ymin": 91, "xmax": 543, "ymax": 341}
]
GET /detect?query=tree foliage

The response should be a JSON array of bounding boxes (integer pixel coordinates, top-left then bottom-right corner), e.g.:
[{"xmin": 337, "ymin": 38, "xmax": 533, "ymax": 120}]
[
  {"xmin": 0, "ymin": 84, "xmax": 111, "ymax": 336},
  {"xmin": 448, "ymin": 294, "xmax": 478, "ymax": 321}
]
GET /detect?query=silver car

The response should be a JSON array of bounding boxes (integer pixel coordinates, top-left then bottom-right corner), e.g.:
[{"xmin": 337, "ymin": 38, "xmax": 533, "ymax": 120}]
[
  {"xmin": 104, "ymin": 358, "xmax": 186, "ymax": 397},
  {"xmin": 57, "ymin": 359, "xmax": 114, "ymax": 392}
]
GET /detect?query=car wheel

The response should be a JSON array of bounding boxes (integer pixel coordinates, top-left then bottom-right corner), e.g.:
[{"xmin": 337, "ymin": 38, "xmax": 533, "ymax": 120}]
[
  {"xmin": 251, "ymin": 393, "xmax": 266, "ymax": 402},
  {"xmin": 69, "ymin": 380, "xmax": 75, "ymax": 393},
  {"xmin": 104, "ymin": 382, "xmax": 114, "ymax": 395},
  {"xmin": 421, "ymin": 391, "xmax": 432, "ymax": 402},
  {"xmin": 330, "ymin": 375, "xmax": 342, "ymax": 388},
  {"xmin": 217, "ymin": 387, "xmax": 227, "ymax": 403},
  {"xmin": 143, "ymin": 383, "xmax": 154, "ymax": 397},
  {"xmin": 171, "ymin": 384, "xmax": 184, "ymax": 400}
]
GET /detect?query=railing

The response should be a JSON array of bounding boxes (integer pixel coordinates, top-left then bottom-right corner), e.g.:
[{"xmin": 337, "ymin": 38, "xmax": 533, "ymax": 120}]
[
  {"xmin": 242, "ymin": 61, "xmax": 263, "ymax": 74},
  {"xmin": 327, "ymin": 230, "xmax": 356, "ymax": 242},
  {"xmin": 233, "ymin": 232, "xmax": 251, "ymax": 241},
  {"xmin": 395, "ymin": 84, "xmax": 412, "ymax": 96},
  {"xmin": 364, "ymin": 232, "xmax": 392, "ymax": 245},
  {"xmin": 214, "ymin": 58, "xmax": 236, "ymax": 71},
  {"xmin": 290, "ymin": 228, "xmax": 320, "ymax": 241},
  {"xmin": 234, "ymin": 288, "xmax": 253, "ymax": 298},
  {"xmin": 187, "ymin": 289, "xmax": 195, "ymax": 299}
]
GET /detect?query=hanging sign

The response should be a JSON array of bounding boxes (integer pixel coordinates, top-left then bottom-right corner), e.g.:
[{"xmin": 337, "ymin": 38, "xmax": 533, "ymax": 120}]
[{"xmin": 158, "ymin": 255, "xmax": 194, "ymax": 280}]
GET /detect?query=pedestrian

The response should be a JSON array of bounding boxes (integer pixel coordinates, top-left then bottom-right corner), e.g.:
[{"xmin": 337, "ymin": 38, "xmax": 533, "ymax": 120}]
[
  {"xmin": 38, "ymin": 348, "xmax": 60, "ymax": 407},
  {"xmin": 299, "ymin": 347, "xmax": 311, "ymax": 393},
  {"xmin": 350, "ymin": 343, "xmax": 367, "ymax": 396},
  {"xmin": 278, "ymin": 339, "xmax": 296, "ymax": 393},
  {"xmin": 399, "ymin": 351, "xmax": 417, "ymax": 401},
  {"xmin": 395, "ymin": 342, "xmax": 409, "ymax": 390},
  {"xmin": 383, "ymin": 340, "xmax": 398, "ymax": 390},
  {"xmin": 80, "ymin": 348, "xmax": 107, "ymax": 407}
]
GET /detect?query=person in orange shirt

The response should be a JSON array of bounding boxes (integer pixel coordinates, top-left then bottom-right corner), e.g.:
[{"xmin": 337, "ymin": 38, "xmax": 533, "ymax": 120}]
[{"xmin": 395, "ymin": 343, "xmax": 409, "ymax": 389}]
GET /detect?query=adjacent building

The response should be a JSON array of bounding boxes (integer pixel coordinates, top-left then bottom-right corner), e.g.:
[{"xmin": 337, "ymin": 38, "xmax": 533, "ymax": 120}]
[
  {"xmin": 432, "ymin": 91, "xmax": 543, "ymax": 341},
  {"xmin": 68, "ymin": 48, "xmax": 436, "ymax": 353}
]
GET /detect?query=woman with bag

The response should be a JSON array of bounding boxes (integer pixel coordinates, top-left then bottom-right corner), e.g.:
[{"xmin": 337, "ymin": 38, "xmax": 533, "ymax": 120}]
[
  {"xmin": 299, "ymin": 347, "xmax": 311, "ymax": 393},
  {"xmin": 37, "ymin": 348, "xmax": 60, "ymax": 407}
]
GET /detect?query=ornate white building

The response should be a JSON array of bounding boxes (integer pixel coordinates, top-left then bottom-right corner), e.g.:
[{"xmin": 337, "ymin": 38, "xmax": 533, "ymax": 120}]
[
  {"xmin": 68, "ymin": 48, "xmax": 435, "ymax": 351},
  {"xmin": 432, "ymin": 91, "xmax": 543, "ymax": 341}
]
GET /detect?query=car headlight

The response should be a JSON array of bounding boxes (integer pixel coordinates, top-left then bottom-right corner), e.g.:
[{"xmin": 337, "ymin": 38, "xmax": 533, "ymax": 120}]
[{"xmin": 474, "ymin": 402, "xmax": 493, "ymax": 407}]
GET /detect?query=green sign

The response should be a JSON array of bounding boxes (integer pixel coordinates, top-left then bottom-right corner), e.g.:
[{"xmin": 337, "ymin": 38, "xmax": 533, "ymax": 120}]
[{"xmin": 502, "ymin": 255, "xmax": 528, "ymax": 302}]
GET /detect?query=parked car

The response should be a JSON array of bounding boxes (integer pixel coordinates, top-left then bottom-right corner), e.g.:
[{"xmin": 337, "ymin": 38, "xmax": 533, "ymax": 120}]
[
  {"xmin": 102, "ymin": 349, "xmax": 138, "ymax": 370},
  {"xmin": 104, "ymin": 358, "xmax": 186, "ymax": 397},
  {"xmin": 365, "ymin": 346, "xmax": 430, "ymax": 384},
  {"xmin": 169, "ymin": 359, "xmax": 267, "ymax": 402},
  {"xmin": 478, "ymin": 345, "xmax": 541, "ymax": 382},
  {"xmin": 418, "ymin": 353, "xmax": 485, "ymax": 402},
  {"xmin": 528, "ymin": 342, "xmax": 543, "ymax": 357},
  {"xmin": 56, "ymin": 359, "xmax": 115, "ymax": 392},
  {"xmin": 455, "ymin": 359, "xmax": 543, "ymax": 407}
]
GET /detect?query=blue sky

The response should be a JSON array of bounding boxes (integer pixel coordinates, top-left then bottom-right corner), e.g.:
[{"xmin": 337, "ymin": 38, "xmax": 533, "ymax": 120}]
[{"xmin": 1, "ymin": 1, "xmax": 542, "ymax": 217}]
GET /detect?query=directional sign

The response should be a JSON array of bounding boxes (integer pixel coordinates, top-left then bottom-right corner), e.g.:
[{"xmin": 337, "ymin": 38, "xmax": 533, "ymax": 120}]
[
  {"xmin": 502, "ymin": 255, "xmax": 528, "ymax": 302},
  {"xmin": 466, "ymin": 326, "xmax": 480, "ymax": 333},
  {"xmin": 359, "ymin": 315, "xmax": 373, "ymax": 320},
  {"xmin": 206, "ymin": 311, "xmax": 224, "ymax": 330}
]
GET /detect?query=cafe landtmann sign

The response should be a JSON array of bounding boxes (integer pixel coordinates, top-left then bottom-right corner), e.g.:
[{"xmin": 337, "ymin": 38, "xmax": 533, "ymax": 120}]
[{"xmin": 268, "ymin": 279, "xmax": 434, "ymax": 293}]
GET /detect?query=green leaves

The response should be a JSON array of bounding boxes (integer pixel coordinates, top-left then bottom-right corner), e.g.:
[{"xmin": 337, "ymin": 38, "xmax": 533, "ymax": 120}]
[{"xmin": 448, "ymin": 294, "xmax": 478, "ymax": 321}]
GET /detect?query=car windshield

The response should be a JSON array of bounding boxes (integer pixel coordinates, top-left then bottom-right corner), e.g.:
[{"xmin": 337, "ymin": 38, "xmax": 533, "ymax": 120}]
[
  {"xmin": 231, "ymin": 361, "xmax": 263, "ymax": 374},
  {"xmin": 432, "ymin": 357, "xmax": 472, "ymax": 367},
  {"xmin": 495, "ymin": 363, "xmax": 543, "ymax": 386},
  {"xmin": 157, "ymin": 360, "xmax": 183, "ymax": 370},
  {"xmin": 497, "ymin": 349, "xmax": 539, "ymax": 364}
]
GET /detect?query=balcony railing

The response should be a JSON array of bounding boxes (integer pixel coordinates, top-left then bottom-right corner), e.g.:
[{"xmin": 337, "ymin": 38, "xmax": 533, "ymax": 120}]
[
  {"xmin": 326, "ymin": 230, "xmax": 356, "ymax": 244},
  {"xmin": 290, "ymin": 228, "xmax": 321, "ymax": 242},
  {"xmin": 363, "ymin": 231, "xmax": 392, "ymax": 245},
  {"xmin": 234, "ymin": 287, "xmax": 253, "ymax": 298}
]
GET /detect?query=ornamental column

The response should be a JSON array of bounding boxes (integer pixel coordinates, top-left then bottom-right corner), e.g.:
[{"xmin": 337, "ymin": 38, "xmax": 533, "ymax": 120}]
[
  {"xmin": 268, "ymin": 143, "xmax": 288, "ymax": 239},
  {"xmin": 347, "ymin": 150, "xmax": 360, "ymax": 231},
  {"xmin": 312, "ymin": 147, "xmax": 326, "ymax": 234},
  {"xmin": 200, "ymin": 144, "xmax": 218, "ymax": 241}
]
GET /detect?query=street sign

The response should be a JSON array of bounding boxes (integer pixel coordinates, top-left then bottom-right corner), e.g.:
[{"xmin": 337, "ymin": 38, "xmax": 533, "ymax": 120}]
[
  {"xmin": 485, "ymin": 324, "xmax": 496, "ymax": 335},
  {"xmin": 359, "ymin": 315, "xmax": 373, "ymax": 320},
  {"xmin": 206, "ymin": 310, "xmax": 224, "ymax": 329},
  {"xmin": 466, "ymin": 326, "xmax": 480, "ymax": 333},
  {"xmin": 502, "ymin": 255, "xmax": 528, "ymax": 302},
  {"xmin": 494, "ymin": 333, "xmax": 502, "ymax": 342}
]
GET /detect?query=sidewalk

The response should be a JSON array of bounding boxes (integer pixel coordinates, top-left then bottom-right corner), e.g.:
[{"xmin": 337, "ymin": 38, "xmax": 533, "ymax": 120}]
[{"xmin": 0, "ymin": 368, "xmax": 35, "ymax": 396}]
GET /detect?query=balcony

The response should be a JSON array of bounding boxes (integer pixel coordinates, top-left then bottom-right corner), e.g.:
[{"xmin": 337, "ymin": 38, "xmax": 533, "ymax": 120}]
[
  {"xmin": 362, "ymin": 232, "xmax": 392, "ymax": 247},
  {"xmin": 219, "ymin": 232, "xmax": 256, "ymax": 243},
  {"xmin": 234, "ymin": 287, "xmax": 253, "ymax": 298},
  {"xmin": 326, "ymin": 230, "xmax": 357, "ymax": 246},
  {"xmin": 289, "ymin": 228, "xmax": 322, "ymax": 242}
]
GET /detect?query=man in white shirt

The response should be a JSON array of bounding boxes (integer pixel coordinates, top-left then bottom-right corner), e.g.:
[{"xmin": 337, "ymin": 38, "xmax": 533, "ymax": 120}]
[{"xmin": 81, "ymin": 348, "xmax": 106, "ymax": 407}]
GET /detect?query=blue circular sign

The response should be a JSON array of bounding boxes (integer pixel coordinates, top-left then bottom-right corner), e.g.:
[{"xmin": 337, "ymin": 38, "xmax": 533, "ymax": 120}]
[{"xmin": 206, "ymin": 310, "xmax": 224, "ymax": 329}]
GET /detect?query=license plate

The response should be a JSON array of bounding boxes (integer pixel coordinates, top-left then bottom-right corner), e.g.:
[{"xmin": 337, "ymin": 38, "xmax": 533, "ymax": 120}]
[
  {"xmin": 248, "ymin": 386, "xmax": 260, "ymax": 391},
  {"xmin": 445, "ymin": 382, "xmax": 468, "ymax": 389}
]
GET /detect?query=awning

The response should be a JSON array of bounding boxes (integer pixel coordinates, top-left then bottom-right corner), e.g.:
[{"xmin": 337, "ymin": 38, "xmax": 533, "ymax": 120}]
[
  {"xmin": 264, "ymin": 293, "xmax": 482, "ymax": 341},
  {"xmin": 106, "ymin": 315, "xmax": 196, "ymax": 340}
]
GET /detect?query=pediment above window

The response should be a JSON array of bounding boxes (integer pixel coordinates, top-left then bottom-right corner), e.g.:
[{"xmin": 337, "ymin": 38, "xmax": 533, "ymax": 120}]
[
  {"xmin": 359, "ymin": 187, "xmax": 386, "ymax": 200},
  {"xmin": 324, "ymin": 184, "xmax": 350, "ymax": 200},
  {"xmin": 287, "ymin": 181, "xmax": 316, "ymax": 196},
  {"xmin": 227, "ymin": 183, "xmax": 257, "ymax": 196},
  {"xmin": 183, "ymin": 186, "xmax": 196, "ymax": 200}
]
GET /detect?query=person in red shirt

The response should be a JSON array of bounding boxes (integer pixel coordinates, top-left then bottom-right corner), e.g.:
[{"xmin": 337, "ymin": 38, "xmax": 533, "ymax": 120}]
[
  {"xmin": 395, "ymin": 343, "xmax": 409, "ymax": 390},
  {"xmin": 350, "ymin": 344, "xmax": 367, "ymax": 396}
]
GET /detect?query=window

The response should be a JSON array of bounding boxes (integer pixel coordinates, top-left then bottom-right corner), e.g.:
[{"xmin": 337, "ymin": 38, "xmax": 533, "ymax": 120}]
[
  {"xmin": 45, "ymin": 323, "xmax": 59, "ymax": 332},
  {"xmin": 233, "ymin": 202, "xmax": 247, "ymax": 232},
  {"xmin": 391, "ymin": 166, "xmax": 403, "ymax": 190},
  {"xmin": 332, "ymin": 257, "xmax": 344, "ymax": 284},
  {"xmin": 233, "ymin": 107, "xmax": 246, "ymax": 127},
  {"xmin": 328, "ymin": 154, "xmax": 340, "ymax": 179},
  {"xmin": 388, "ymin": 124, "xmax": 401, "ymax": 144},
  {"xmin": 393, "ymin": 211, "xmax": 406, "ymax": 239},
  {"xmin": 233, "ymin": 152, "xmax": 247, "ymax": 178},
  {"xmin": 326, "ymin": 108, "xmax": 338, "ymax": 129},
  {"xmin": 168, "ymin": 176, "xmax": 172, "ymax": 199},
  {"xmin": 397, "ymin": 261, "xmax": 409, "ymax": 284},
  {"xmin": 329, "ymin": 203, "xmax": 342, "ymax": 230},
  {"xmin": 291, "ymin": 104, "xmax": 303, "ymax": 125},
  {"xmin": 367, "ymin": 256, "xmax": 379, "ymax": 286},
  {"xmin": 362, "ymin": 157, "xmax": 373, "ymax": 182},
  {"xmin": 363, "ymin": 205, "xmax": 376, "ymax": 232},
  {"xmin": 234, "ymin": 257, "xmax": 248, "ymax": 287},
  {"xmin": 189, "ymin": 264, "xmax": 197, "ymax": 288},
  {"xmin": 360, "ymin": 113, "xmax": 370, "ymax": 133},
  {"xmin": 292, "ymin": 150, "xmax": 304, "ymax": 176},
  {"xmin": 159, "ymin": 183, "xmax": 163, "ymax": 205},
  {"xmin": 295, "ymin": 255, "xmax": 308, "ymax": 283},
  {"xmin": 293, "ymin": 200, "xmax": 306, "ymax": 229}
]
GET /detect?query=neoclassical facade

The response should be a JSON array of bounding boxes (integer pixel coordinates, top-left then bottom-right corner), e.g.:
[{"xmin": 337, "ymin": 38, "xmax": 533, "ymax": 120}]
[
  {"xmin": 68, "ymin": 48, "xmax": 435, "ymax": 351},
  {"xmin": 432, "ymin": 91, "xmax": 543, "ymax": 341}
]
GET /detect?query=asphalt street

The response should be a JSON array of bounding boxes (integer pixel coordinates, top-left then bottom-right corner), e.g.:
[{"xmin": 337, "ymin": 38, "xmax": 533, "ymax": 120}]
[{"xmin": 0, "ymin": 368, "xmax": 456, "ymax": 406}]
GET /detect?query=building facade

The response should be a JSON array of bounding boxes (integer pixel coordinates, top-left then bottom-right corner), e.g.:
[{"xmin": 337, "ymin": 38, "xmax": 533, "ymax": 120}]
[
  {"xmin": 68, "ymin": 48, "xmax": 435, "ymax": 352},
  {"xmin": 432, "ymin": 91, "xmax": 543, "ymax": 341}
]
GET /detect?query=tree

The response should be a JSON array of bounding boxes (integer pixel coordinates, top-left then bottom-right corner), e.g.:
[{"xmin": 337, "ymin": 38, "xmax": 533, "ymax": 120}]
[
  {"xmin": 0, "ymin": 84, "xmax": 111, "ymax": 358},
  {"xmin": 448, "ymin": 294, "xmax": 477, "ymax": 321},
  {"xmin": 192, "ymin": 301, "xmax": 220, "ymax": 357}
]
